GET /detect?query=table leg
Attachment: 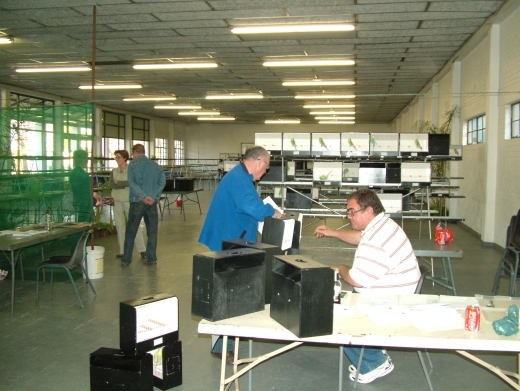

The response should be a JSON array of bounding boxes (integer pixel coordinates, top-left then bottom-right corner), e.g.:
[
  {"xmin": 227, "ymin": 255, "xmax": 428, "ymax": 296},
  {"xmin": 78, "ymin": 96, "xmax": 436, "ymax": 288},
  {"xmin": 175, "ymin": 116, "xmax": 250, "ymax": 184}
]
[
  {"xmin": 195, "ymin": 191, "xmax": 202, "ymax": 214},
  {"xmin": 181, "ymin": 195, "xmax": 186, "ymax": 221},
  {"xmin": 10, "ymin": 249, "xmax": 15, "ymax": 317},
  {"xmin": 338, "ymin": 346, "xmax": 343, "ymax": 391},
  {"xmin": 220, "ymin": 335, "xmax": 228, "ymax": 391},
  {"xmin": 249, "ymin": 340, "xmax": 253, "ymax": 391},
  {"xmin": 441, "ymin": 257, "xmax": 457, "ymax": 296}
]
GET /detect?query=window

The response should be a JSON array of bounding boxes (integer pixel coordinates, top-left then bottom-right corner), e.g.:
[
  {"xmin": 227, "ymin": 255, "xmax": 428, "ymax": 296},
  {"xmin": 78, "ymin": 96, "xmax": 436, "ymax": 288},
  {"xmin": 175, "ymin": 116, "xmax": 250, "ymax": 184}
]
[
  {"xmin": 466, "ymin": 114, "xmax": 485, "ymax": 145},
  {"xmin": 132, "ymin": 116, "xmax": 149, "ymax": 156},
  {"xmin": 155, "ymin": 138, "xmax": 168, "ymax": 166},
  {"xmin": 102, "ymin": 111, "xmax": 125, "ymax": 169},
  {"xmin": 511, "ymin": 102, "xmax": 520, "ymax": 139},
  {"xmin": 174, "ymin": 140, "xmax": 184, "ymax": 166}
]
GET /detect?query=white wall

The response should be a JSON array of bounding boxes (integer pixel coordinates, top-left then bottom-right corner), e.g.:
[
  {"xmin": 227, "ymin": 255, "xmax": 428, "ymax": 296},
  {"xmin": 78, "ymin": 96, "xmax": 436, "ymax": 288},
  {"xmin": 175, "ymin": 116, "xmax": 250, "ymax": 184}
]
[{"xmin": 392, "ymin": 0, "xmax": 520, "ymax": 246}]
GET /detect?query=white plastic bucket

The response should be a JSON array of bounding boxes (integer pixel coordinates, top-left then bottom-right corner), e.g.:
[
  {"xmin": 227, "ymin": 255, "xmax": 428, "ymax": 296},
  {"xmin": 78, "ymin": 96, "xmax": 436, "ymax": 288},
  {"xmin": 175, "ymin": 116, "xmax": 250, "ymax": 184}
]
[{"xmin": 84, "ymin": 246, "xmax": 105, "ymax": 279}]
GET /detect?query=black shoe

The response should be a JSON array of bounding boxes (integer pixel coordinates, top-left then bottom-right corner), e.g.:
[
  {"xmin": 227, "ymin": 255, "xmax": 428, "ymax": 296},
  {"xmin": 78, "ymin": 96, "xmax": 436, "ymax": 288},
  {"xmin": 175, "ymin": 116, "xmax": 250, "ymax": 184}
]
[
  {"xmin": 121, "ymin": 262, "xmax": 130, "ymax": 268},
  {"xmin": 140, "ymin": 252, "xmax": 147, "ymax": 259},
  {"xmin": 143, "ymin": 260, "xmax": 156, "ymax": 266},
  {"xmin": 211, "ymin": 351, "xmax": 234, "ymax": 365},
  {"xmin": 116, "ymin": 254, "xmax": 124, "ymax": 258}
]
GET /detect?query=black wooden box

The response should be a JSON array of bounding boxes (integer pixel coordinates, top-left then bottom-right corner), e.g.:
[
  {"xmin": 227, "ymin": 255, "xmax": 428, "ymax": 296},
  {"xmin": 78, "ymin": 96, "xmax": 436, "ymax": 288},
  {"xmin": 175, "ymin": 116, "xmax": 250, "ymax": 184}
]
[
  {"xmin": 270, "ymin": 255, "xmax": 334, "ymax": 338},
  {"xmin": 191, "ymin": 248, "xmax": 266, "ymax": 321},
  {"xmin": 90, "ymin": 347, "xmax": 153, "ymax": 391},
  {"xmin": 221, "ymin": 239, "xmax": 283, "ymax": 304},
  {"xmin": 120, "ymin": 293, "xmax": 179, "ymax": 356},
  {"xmin": 261, "ymin": 216, "xmax": 301, "ymax": 253},
  {"xmin": 150, "ymin": 341, "xmax": 183, "ymax": 390},
  {"xmin": 164, "ymin": 178, "xmax": 195, "ymax": 192}
]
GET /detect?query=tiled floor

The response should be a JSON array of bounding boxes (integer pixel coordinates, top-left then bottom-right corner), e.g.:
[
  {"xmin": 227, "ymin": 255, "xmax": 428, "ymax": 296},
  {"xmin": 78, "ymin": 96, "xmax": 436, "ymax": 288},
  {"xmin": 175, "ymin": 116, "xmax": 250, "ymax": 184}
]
[{"xmin": 0, "ymin": 188, "xmax": 517, "ymax": 391}]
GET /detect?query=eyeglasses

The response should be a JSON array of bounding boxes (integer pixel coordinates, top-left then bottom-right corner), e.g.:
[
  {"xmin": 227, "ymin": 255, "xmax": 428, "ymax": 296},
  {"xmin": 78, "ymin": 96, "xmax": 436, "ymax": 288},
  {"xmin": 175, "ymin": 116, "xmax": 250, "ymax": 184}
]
[
  {"xmin": 258, "ymin": 158, "xmax": 270, "ymax": 169},
  {"xmin": 346, "ymin": 208, "xmax": 366, "ymax": 217}
]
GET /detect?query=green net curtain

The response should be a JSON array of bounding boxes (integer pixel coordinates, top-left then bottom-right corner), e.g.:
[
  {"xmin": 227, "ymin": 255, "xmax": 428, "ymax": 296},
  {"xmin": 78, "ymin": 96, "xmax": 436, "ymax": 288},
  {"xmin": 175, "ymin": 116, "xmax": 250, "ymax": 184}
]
[{"xmin": 0, "ymin": 103, "xmax": 94, "ymax": 230}]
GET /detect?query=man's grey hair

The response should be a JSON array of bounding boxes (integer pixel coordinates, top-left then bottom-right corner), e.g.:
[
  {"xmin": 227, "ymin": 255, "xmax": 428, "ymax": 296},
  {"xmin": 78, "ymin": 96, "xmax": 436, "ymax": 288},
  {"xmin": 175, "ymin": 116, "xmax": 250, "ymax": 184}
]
[{"xmin": 243, "ymin": 146, "xmax": 269, "ymax": 161}]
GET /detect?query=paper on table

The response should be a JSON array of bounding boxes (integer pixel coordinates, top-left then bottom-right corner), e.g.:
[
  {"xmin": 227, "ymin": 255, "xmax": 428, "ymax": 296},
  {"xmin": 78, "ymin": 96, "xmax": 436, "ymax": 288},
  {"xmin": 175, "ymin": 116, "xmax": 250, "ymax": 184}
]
[{"xmin": 258, "ymin": 196, "xmax": 284, "ymax": 233}]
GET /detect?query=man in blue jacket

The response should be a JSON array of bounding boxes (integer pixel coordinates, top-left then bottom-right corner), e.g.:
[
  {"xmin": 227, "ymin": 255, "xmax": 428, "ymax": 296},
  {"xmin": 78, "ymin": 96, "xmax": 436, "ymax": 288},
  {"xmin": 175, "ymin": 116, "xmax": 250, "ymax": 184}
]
[
  {"xmin": 121, "ymin": 144, "xmax": 166, "ymax": 267},
  {"xmin": 199, "ymin": 145, "xmax": 283, "ymax": 362}
]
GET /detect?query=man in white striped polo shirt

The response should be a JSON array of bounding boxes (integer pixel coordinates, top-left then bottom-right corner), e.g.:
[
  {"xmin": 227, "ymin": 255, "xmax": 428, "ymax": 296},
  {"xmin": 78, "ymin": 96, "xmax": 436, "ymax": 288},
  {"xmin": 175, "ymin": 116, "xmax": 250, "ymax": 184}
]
[{"xmin": 315, "ymin": 188, "xmax": 420, "ymax": 384}]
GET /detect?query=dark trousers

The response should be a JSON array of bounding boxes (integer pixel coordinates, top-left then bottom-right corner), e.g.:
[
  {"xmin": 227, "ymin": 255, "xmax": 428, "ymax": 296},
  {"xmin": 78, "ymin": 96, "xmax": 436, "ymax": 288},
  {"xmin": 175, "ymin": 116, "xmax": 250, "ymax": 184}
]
[{"xmin": 121, "ymin": 202, "xmax": 158, "ymax": 264}]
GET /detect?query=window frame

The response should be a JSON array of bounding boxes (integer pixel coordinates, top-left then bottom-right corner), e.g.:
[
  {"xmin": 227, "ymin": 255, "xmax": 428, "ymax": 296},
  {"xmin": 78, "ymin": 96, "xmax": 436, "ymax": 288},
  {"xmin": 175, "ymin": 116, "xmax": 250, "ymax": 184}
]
[{"xmin": 466, "ymin": 114, "xmax": 486, "ymax": 145}]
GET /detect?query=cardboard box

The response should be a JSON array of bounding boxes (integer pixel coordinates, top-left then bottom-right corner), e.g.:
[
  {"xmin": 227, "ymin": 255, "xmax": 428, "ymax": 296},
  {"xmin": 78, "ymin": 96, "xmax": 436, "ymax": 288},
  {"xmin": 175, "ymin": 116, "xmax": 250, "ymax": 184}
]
[
  {"xmin": 270, "ymin": 255, "xmax": 334, "ymax": 338},
  {"xmin": 120, "ymin": 294, "xmax": 179, "ymax": 356},
  {"xmin": 90, "ymin": 347, "xmax": 153, "ymax": 391},
  {"xmin": 222, "ymin": 239, "xmax": 283, "ymax": 304},
  {"xmin": 191, "ymin": 248, "xmax": 266, "ymax": 321}
]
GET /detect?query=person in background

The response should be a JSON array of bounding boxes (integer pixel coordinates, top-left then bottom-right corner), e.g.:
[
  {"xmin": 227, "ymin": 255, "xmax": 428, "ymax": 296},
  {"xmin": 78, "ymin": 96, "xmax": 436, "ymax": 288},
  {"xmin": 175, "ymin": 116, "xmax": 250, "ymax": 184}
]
[
  {"xmin": 199, "ymin": 145, "xmax": 284, "ymax": 363},
  {"xmin": 120, "ymin": 144, "xmax": 165, "ymax": 267},
  {"xmin": 110, "ymin": 150, "xmax": 147, "ymax": 260},
  {"xmin": 69, "ymin": 149, "xmax": 103, "ymax": 250},
  {"xmin": 314, "ymin": 188, "xmax": 420, "ymax": 384}
]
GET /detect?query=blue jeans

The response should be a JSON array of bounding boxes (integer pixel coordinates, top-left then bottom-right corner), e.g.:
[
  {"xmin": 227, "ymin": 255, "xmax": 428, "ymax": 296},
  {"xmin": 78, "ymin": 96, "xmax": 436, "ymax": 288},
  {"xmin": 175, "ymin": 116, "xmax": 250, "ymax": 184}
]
[
  {"xmin": 211, "ymin": 336, "xmax": 235, "ymax": 353},
  {"xmin": 121, "ymin": 202, "xmax": 158, "ymax": 264},
  {"xmin": 343, "ymin": 346, "xmax": 387, "ymax": 375}
]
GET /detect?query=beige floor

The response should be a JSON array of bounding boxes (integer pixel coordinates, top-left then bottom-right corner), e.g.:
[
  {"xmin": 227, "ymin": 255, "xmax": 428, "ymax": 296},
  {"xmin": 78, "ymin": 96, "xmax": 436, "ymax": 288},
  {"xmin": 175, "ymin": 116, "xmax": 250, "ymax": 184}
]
[{"xmin": 0, "ymin": 187, "xmax": 517, "ymax": 391}]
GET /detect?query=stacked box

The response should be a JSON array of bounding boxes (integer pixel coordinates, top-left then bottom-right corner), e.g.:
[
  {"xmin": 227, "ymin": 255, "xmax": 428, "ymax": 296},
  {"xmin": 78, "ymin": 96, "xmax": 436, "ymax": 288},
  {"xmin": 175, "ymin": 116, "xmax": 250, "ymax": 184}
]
[
  {"xmin": 311, "ymin": 133, "xmax": 341, "ymax": 157},
  {"xmin": 120, "ymin": 294, "xmax": 179, "ymax": 356},
  {"xmin": 270, "ymin": 255, "xmax": 334, "ymax": 338},
  {"xmin": 368, "ymin": 133, "xmax": 399, "ymax": 157},
  {"xmin": 341, "ymin": 133, "xmax": 370, "ymax": 157},
  {"xmin": 255, "ymin": 132, "xmax": 282, "ymax": 155},
  {"xmin": 282, "ymin": 133, "xmax": 311, "ymax": 156},
  {"xmin": 149, "ymin": 341, "xmax": 183, "ymax": 390},
  {"xmin": 359, "ymin": 162, "xmax": 386, "ymax": 184},
  {"xmin": 222, "ymin": 239, "xmax": 283, "ymax": 304},
  {"xmin": 192, "ymin": 248, "xmax": 266, "ymax": 321},
  {"xmin": 90, "ymin": 347, "xmax": 153, "ymax": 391}
]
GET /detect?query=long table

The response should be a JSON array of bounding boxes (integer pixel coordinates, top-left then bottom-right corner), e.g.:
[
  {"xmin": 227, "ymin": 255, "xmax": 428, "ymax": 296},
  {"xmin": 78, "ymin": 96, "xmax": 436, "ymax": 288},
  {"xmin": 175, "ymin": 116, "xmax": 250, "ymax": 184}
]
[
  {"xmin": 410, "ymin": 239, "xmax": 463, "ymax": 295},
  {"xmin": 0, "ymin": 222, "xmax": 93, "ymax": 316},
  {"xmin": 199, "ymin": 295, "xmax": 520, "ymax": 391},
  {"xmin": 159, "ymin": 189, "xmax": 203, "ymax": 221}
]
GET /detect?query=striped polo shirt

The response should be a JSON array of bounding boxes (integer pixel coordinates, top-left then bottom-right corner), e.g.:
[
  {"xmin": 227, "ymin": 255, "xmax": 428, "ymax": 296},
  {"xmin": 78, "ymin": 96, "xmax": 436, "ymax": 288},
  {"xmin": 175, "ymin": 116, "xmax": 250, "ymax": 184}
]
[{"xmin": 350, "ymin": 213, "xmax": 420, "ymax": 294}]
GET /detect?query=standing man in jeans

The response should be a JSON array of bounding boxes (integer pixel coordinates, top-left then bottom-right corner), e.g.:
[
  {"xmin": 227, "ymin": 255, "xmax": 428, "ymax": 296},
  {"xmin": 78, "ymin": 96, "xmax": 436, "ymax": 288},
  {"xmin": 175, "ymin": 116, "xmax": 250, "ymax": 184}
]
[{"xmin": 121, "ymin": 144, "xmax": 166, "ymax": 267}]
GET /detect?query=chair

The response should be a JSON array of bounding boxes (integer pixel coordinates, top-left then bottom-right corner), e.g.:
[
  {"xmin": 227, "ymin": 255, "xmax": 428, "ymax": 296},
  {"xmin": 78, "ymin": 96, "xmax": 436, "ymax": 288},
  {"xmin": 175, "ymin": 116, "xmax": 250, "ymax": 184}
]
[
  {"xmin": 36, "ymin": 230, "xmax": 96, "ymax": 308},
  {"xmin": 492, "ymin": 211, "xmax": 520, "ymax": 296}
]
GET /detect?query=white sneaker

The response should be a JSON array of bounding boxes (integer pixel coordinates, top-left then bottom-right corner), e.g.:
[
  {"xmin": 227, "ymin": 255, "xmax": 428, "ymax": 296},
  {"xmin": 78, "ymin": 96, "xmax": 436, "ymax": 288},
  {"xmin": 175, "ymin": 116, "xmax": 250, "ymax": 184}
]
[
  {"xmin": 349, "ymin": 358, "xmax": 394, "ymax": 384},
  {"xmin": 348, "ymin": 351, "xmax": 390, "ymax": 374}
]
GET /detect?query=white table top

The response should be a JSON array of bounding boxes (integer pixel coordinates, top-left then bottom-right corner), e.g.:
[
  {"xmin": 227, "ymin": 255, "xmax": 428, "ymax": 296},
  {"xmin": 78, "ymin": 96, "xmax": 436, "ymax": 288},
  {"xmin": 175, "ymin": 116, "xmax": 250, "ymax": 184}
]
[{"xmin": 199, "ymin": 294, "xmax": 520, "ymax": 353}]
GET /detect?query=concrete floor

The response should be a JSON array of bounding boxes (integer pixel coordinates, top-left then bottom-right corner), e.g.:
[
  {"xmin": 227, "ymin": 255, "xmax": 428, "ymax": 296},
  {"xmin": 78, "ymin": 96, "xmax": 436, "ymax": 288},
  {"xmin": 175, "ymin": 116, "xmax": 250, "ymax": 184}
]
[{"xmin": 0, "ymin": 187, "xmax": 518, "ymax": 391}]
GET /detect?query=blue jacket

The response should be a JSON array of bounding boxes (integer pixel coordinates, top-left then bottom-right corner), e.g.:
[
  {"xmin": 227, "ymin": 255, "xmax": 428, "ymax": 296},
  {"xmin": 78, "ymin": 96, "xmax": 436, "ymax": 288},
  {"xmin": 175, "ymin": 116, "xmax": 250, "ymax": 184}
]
[
  {"xmin": 199, "ymin": 162, "xmax": 275, "ymax": 251},
  {"xmin": 128, "ymin": 155, "xmax": 166, "ymax": 203}
]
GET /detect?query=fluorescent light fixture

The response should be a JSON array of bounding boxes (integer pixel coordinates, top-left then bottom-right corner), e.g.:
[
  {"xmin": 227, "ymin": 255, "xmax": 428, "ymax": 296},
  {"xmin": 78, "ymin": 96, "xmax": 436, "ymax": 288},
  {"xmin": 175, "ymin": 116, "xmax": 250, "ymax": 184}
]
[
  {"xmin": 304, "ymin": 104, "xmax": 355, "ymax": 108},
  {"xmin": 319, "ymin": 121, "xmax": 355, "ymax": 124},
  {"xmin": 0, "ymin": 37, "xmax": 14, "ymax": 44},
  {"xmin": 295, "ymin": 94, "xmax": 355, "ymax": 99},
  {"xmin": 283, "ymin": 80, "xmax": 355, "ymax": 86},
  {"xmin": 16, "ymin": 66, "xmax": 91, "ymax": 73},
  {"xmin": 263, "ymin": 60, "xmax": 355, "ymax": 67},
  {"xmin": 205, "ymin": 94, "xmax": 263, "ymax": 100},
  {"xmin": 133, "ymin": 63, "xmax": 218, "ymax": 70},
  {"xmin": 155, "ymin": 105, "xmax": 202, "ymax": 109},
  {"xmin": 124, "ymin": 97, "xmax": 176, "ymax": 101},
  {"xmin": 79, "ymin": 84, "xmax": 142, "ymax": 90},
  {"xmin": 310, "ymin": 111, "xmax": 355, "ymax": 115},
  {"xmin": 179, "ymin": 111, "xmax": 220, "ymax": 116},
  {"xmin": 197, "ymin": 116, "xmax": 235, "ymax": 121},
  {"xmin": 265, "ymin": 119, "xmax": 300, "ymax": 124},
  {"xmin": 315, "ymin": 116, "xmax": 355, "ymax": 120},
  {"xmin": 232, "ymin": 24, "xmax": 354, "ymax": 35}
]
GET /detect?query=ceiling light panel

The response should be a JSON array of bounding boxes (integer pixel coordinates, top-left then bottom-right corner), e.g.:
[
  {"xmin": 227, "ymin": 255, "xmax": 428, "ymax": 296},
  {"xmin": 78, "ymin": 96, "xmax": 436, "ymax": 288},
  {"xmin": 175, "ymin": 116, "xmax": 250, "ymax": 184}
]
[
  {"xmin": 79, "ymin": 84, "xmax": 142, "ymax": 89},
  {"xmin": 16, "ymin": 66, "xmax": 91, "ymax": 73},
  {"xmin": 197, "ymin": 117, "xmax": 235, "ymax": 121},
  {"xmin": 133, "ymin": 63, "xmax": 218, "ymax": 70},
  {"xmin": 319, "ymin": 121, "xmax": 355, "ymax": 124},
  {"xmin": 263, "ymin": 60, "xmax": 355, "ymax": 67},
  {"xmin": 155, "ymin": 105, "xmax": 202, "ymax": 109},
  {"xmin": 265, "ymin": 119, "xmax": 300, "ymax": 124},
  {"xmin": 179, "ymin": 111, "xmax": 220, "ymax": 116},
  {"xmin": 309, "ymin": 111, "xmax": 356, "ymax": 115},
  {"xmin": 314, "ymin": 116, "xmax": 355, "ymax": 120},
  {"xmin": 304, "ymin": 104, "xmax": 356, "ymax": 108},
  {"xmin": 124, "ymin": 97, "xmax": 176, "ymax": 101},
  {"xmin": 295, "ymin": 94, "xmax": 355, "ymax": 99},
  {"xmin": 205, "ymin": 94, "xmax": 263, "ymax": 100},
  {"xmin": 282, "ymin": 80, "xmax": 355, "ymax": 86},
  {"xmin": 231, "ymin": 24, "xmax": 354, "ymax": 34}
]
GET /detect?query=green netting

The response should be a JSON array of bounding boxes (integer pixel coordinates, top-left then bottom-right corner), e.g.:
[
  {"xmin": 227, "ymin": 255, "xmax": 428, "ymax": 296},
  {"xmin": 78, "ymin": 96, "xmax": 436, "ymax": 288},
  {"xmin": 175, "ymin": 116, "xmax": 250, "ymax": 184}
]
[{"xmin": 0, "ymin": 103, "xmax": 95, "ymax": 280}]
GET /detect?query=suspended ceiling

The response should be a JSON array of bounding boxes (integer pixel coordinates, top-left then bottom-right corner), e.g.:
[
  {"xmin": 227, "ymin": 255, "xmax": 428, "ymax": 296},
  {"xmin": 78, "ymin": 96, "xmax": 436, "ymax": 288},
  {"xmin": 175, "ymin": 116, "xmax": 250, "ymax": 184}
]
[{"xmin": 0, "ymin": 0, "xmax": 508, "ymax": 125}]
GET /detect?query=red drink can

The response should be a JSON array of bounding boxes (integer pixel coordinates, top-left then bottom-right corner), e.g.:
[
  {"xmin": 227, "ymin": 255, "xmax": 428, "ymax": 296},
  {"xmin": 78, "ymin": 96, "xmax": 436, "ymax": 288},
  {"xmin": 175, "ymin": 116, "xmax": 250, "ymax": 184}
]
[{"xmin": 464, "ymin": 305, "xmax": 481, "ymax": 331}]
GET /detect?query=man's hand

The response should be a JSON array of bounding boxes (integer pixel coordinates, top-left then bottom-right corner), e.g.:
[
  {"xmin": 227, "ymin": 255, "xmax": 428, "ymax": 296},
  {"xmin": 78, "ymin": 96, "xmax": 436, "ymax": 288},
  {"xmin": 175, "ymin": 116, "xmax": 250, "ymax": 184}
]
[
  {"xmin": 273, "ymin": 210, "xmax": 285, "ymax": 218},
  {"xmin": 315, "ymin": 225, "xmax": 333, "ymax": 238},
  {"xmin": 331, "ymin": 264, "xmax": 362, "ymax": 288},
  {"xmin": 142, "ymin": 196, "xmax": 155, "ymax": 205}
]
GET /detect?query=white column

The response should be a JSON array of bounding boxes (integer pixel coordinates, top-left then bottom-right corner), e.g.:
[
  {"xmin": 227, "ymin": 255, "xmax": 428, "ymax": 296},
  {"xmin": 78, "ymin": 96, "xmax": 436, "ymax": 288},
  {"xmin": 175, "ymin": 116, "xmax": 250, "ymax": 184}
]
[
  {"xmin": 482, "ymin": 24, "xmax": 500, "ymax": 243},
  {"xmin": 431, "ymin": 83, "xmax": 439, "ymax": 127},
  {"xmin": 449, "ymin": 61, "xmax": 462, "ymax": 217}
]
